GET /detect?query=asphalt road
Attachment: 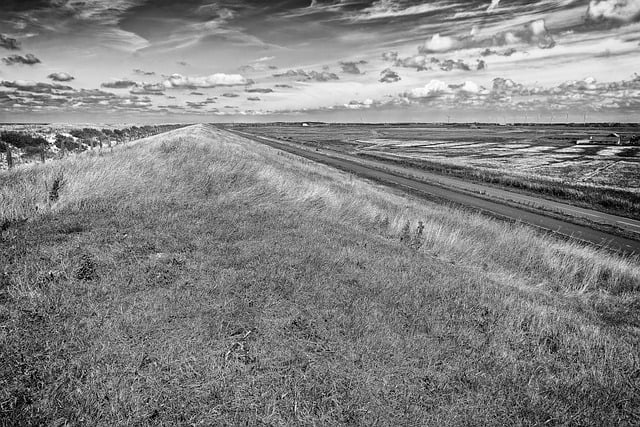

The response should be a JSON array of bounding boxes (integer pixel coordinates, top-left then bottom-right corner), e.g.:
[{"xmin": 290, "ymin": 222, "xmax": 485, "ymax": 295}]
[{"xmin": 229, "ymin": 129, "xmax": 640, "ymax": 255}]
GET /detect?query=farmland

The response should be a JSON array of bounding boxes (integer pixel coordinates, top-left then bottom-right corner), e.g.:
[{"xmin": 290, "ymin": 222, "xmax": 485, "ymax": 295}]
[
  {"xmin": 230, "ymin": 123, "xmax": 640, "ymax": 219},
  {"xmin": 1, "ymin": 125, "xmax": 639, "ymax": 425}
]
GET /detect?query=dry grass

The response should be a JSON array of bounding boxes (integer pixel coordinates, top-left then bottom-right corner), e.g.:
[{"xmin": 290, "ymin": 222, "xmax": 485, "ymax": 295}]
[{"xmin": 1, "ymin": 124, "xmax": 639, "ymax": 425}]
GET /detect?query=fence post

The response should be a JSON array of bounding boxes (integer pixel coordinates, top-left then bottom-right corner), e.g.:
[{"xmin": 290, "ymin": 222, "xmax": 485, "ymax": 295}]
[
  {"xmin": 40, "ymin": 147, "xmax": 46, "ymax": 163},
  {"xmin": 6, "ymin": 146, "xmax": 13, "ymax": 169}
]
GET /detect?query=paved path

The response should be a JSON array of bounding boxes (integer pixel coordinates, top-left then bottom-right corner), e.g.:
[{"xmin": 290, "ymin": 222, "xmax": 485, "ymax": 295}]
[{"xmin": 229, "ymin": 129, "xmax": 640, "ymax": 255}]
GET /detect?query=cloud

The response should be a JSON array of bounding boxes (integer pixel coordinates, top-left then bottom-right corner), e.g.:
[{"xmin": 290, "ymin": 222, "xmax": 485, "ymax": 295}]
[
  {"xmin": 186, "ymin": 101, "xmax": 207, "ymax": 109},
  {"xmin": 274, "ymin": 84, "xmax": 292, "ymax": 88},
  {"xmin": 246, "ymin": 88, "xmax": 273, "ymax": 93},
  {"xmin": 379, "ymin": 68, "xmax": 401, "ymax": 83},
  {"xmin": 420, "ymin": 34, "xmax": 458, "ymax": 53},
  {"xmin": 393, "ymin": 55, "xmax": 433, "ymax": 71},
  {"xmin": 339, "ymin": 60, "xmax": 367, "ymax": 74},
  {"xmin": 382, "ymin": 51, "xmax": 399, "ymax": 62},
  {"xmin": 438, "ymin": 58, "xmax": 472, "ymax": 72},
  {"xmin": 344, "ymin": 99, "xmax": 375, "ymax": 109},
  {"xmin": 0, "ymin": 34, "xmax": 20, "ymax": 50},
  {"xmin": 162, "ymin": 73, "xmax": 251, "ymax": 89},
  {"xmin": 273, "ymin": 69, "xmax": 339, "ymax": 82},
  {"xmin": 47, "ymin": 72, "xmax": 74, "ymax": 82},
  {"xmin": 190, "ymin": 91, "xmax": 204, "ymax": 96},
  {"xmin": 392, "ymin": 54, "xmax": 475, "ymax": 72},
  {"xmin": 133, "ymin": 68, "xmax": 155, "ymax": 76},
  {"xmin": 2, "ymin": 53, "xmax": 40, "ymax": 65},
  {"xmin": 458, "ymin": 81, "xmax": 481, "ymax": 94},
  {"xmin": 247, "ymin": 96, "xmax": 261, "ymax": 101},
  {"xmin": 587, "ymin": 0, "xmax": 640, "ymax": 22},
  {"xmin": 1, "ymin": 80, "xmax": 73, "ymax": 93},
  {"xmin": 354, "ymin": 1, "xmax": 454, "ymax": 21},
  {"xmin": 130, "ymin": 83, "xmax": 164, "ymax": 95},
  {"xmin": 415, "ymin": 19, "xmax": 555, "ymax": 54},
  {"xmin": 254, "ymin": 56, "xmax": 275, "ymax": 62},
  {"xmin": 101, "ymin": 79, "xmax": 137, "ymax": 89},
  {"xmin": 487, "ymin": 0, "xmax": 501, "ymax": 12},
  {"xmin": 222, "ymin": 93, "xmax": 240, "ymax": 97},
  {"xmin": 408, "ymin": 80, "xmax": 452, "ymax": 98}
]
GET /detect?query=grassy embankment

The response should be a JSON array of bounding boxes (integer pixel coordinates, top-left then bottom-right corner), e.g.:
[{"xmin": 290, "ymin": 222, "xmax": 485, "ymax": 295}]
[
  {"xmin": 357, "ymin": 152, "xmax": 640, "ymax": 220},
  {"xmin": 1, "ymin": 124, "xmax": 639, "ymax": 425}
]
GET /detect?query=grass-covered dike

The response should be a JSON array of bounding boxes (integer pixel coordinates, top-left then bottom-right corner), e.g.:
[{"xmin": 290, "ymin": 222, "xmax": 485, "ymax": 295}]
[{"xmin": 1, "ymin": 125, "xmax": 639, "ymax": 425}]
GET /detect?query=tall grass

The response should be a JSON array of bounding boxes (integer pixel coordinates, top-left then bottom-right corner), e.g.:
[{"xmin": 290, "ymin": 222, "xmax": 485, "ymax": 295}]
[
  {"xmin": 1, "ymin": 125, "xmax": 638, "ymax": 294},
  {"xmin": 2, "ymin": 124, "xmax": 640, "ymax": 425}
]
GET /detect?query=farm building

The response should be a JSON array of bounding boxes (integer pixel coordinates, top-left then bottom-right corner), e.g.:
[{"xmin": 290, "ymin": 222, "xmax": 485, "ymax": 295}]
[{"xmin": 576, "ymin": 132, "xmax": 621, "ymax": 145}]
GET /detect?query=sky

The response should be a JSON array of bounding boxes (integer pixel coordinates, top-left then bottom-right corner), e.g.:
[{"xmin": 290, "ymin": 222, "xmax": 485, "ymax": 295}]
[{"xmin": 0, "ymin": 0, "xmax": 639, "ymax": 123}]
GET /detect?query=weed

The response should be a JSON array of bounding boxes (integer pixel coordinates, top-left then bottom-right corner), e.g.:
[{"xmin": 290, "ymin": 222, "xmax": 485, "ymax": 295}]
[
  {"xmin": 75, "ymin": 253, "xmax": 98, "ymax": 281},
  {"xmin": 48, "ymin": 171, "xmax": 64, "ymax": 203}
]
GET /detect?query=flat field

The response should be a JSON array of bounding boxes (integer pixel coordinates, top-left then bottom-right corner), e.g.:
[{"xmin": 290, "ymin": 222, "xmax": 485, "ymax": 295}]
[
  {"xmin": 1, "ymin": 125, "xmax": 639, "ymax": 425},
  {"xmin": 232, "ymin": 123, "xmax": 640, "ymax": 218}
]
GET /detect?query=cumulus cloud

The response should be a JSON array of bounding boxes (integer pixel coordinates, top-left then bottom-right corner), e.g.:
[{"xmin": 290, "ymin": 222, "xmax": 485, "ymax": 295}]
[
  {"xmin": 190, "ymin": 91, "xmax": 204, "ymax": 96},
  {"xmin": 101, "ymin": 79, "xmax": 137, "ymax": 89},
  {"xmin": 247, "ymin": 96, "xmax": 261, "ymax": 101},
  {"xmin": 130, "ymin": 83, "xmax": 165, "ymax": 95},
  {"xmin": 408, "ymin": 80, "xmax": 452, "ymax": 98},
  {"xmin": 344, "ymin": 99, "xmax": 375, "ymax": 109},
  {"xmin": 0, "ymin": 34, "xmax": 20, "ymax": 50},
  {"xmin": 162, "ymin": 73, "xmax": 251, "ymax": 89},
  {"xmin": 392, "ymin": 54, "xmax": 474, "ymax": 72},
  {"xmin": 394, "ymin": 55, "xmax": 433, "ymax": 71},
  {"xmin": 339, "ymin": 60, "xmax": 367, "ymax": 74},
  {"xmin": 587, "ymin": 0, "xmax": 640, "ymax": 22},
  {"xmin": 274, "ymin": 84, "xmax": 293, "ymax": 88},
  {"xmin": 47, "ymin": 72, "xmax": 74, "ymax": 82},
  {"xmin": 2, "ymin": 53, "xmax": 40, "ymax": 65},
  {"xmin": 379, "ymin": 68, "xmax": 401, "ymax": 83},
  {"xmin": 222, "ymin": 93, "xmax": 240, "ymax": 98},
  {"xmin": 273, "ymin": 69, "xmax": 339, "ymax": 82},
  {"xmin": 458, "ymin": 81, "xmax": 482, "ymax": 94},
  {"xmin": 420, "ymin": 34, "xmax": 458, "ymax": 53},
  {"xmin": 438, "ymin": 58, "xmax": 472, "ymax": 72}
]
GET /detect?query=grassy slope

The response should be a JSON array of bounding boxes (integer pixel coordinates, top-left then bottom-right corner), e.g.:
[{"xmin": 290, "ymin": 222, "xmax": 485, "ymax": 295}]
[{"xmin": 1, "ymin": 125, "xmax": 639, "ymax": 425}]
